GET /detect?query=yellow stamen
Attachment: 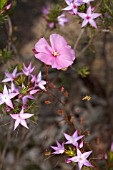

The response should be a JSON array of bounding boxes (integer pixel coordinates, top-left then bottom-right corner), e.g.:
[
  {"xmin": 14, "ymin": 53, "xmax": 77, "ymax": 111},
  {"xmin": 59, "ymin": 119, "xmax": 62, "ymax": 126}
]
[{"xmin": 52, "ymin": 51, "xmax": 58, "ymax": 57}]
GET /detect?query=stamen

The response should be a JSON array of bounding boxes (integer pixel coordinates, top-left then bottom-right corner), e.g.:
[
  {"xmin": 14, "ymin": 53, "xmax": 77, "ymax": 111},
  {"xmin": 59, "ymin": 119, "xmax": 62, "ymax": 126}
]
[{"xmin": 52, "ymin": 51, "xmax": 58, "ymax": 57}]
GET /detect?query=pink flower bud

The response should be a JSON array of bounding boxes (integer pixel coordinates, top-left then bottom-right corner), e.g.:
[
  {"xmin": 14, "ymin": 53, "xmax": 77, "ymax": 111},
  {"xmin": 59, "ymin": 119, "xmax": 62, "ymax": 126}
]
[
  {"xmin": 66, "ymin": 159, "xmax": 71, "ymax": 164},
  {"xmin": 22, "ymin": 105, "xmax": 27, "ymax": 109},
  {"xmin": 31, "ymin": 75, "xmax": 36, "ymax": 83},
  {"xmin": 6, "ymin": 107, "xmax": 10, "ymax": 112},
  {"xmin": 18, "ymin": 94, "xmax": 23, "ymax": 99}
]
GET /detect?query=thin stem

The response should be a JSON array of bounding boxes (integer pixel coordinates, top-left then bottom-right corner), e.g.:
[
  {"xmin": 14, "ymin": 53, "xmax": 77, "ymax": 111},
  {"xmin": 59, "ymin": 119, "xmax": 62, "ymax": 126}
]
[
  {"xmin": 45, "ymin": 65, "xmax": 49, "ymax": 91},
  {"xmin": 74, "ymin": 29, "xmax": 85, "ymax": 51},
  {"xmin": 46, "ymin": 91, "xmax": 65, "ymax": 106}
]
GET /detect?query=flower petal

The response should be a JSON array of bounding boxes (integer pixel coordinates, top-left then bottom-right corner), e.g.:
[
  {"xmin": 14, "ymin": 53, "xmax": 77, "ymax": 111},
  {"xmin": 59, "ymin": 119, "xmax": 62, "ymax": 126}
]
[
  {"xmin": 14, "ymin": 119, "xmax": 20, "ymax": 130},
  {"xmin": 82, "ymin": 151, "xmax": 92, "ymax": 159},
  {"xmin": 20, "ymin": 119, "xmax": 29, "ymax": 129},
  {"xmin": 78, "ymin": 12, "xmax": 86, "ymax": 19},
  {"xmin": 78, "ymin": 161, "xmax": 83, "ymax": 170},
  {"xmin": 21, "ymin": 113, "xmax": 34, "ymax": 119},
  {"xmin": 87, "ymin": 6, "xmax": 91, "ymax": 14},
  {"xmin": 92, "ymin": 13, "xmax": 101, "ymax": 19},
  {"xmin": 63, "ymin": 6, "xmax": 73, "ymax": 11},
  {"xmin": 89, "ymin": 19, "xmax": 97, "ymax": 28},
  {"xmin": 64, "ymin": 133, "xmax": 72, "ymax": 141},
  {"xmin": 5, "ymin": 99, "xmax": 14, "ymax": 109},
  {"xmin": 82, "ymin": 19, "xmax": 89, "ymax": 27},
  {"xmin": 13, "ymin": 67, "xmax": 17, "ymax": 76},
  {"xmin": 51, "ymin": 57, "xmax": 73, "ymax": 69},
  {"xmin": 84, "ymin": 159, "xmax": 93, "ymax": 167},
  {"xmin": 35, "ymin": 38, "xmax": 52, "ymax": 54},
  {"xmin": 35, "ymin": 53, "xmax": 53, "ymax": 65},
  {"xmin": 3, "ymin": 85, "xmax": 9, "ymax": 95},
  {"xmin": 10, "ymin": 114, "xmax": 19, "ymax": 119},
  {"xmin": 50, "ymin": 34, "xmax": 67, "ymax": 52}
]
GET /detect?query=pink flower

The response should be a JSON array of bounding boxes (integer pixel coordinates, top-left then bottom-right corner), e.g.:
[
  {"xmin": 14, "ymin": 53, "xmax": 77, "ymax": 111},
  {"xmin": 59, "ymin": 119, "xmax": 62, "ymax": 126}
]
[
  {"xmin": 22, "ymin": 63, "xmax": 35, "ymax": 76},
  {"xmin": 42, "ymin": 6, "xmax": 50, "ymax": 15},
  {"xmin": 34, "ymin": 34, "xmax": 75, "ymax": 70},
  {"xmin": 9, "ymin": 82, "xmax": 20, "ymax": 94},
  {"xmin": 10, "ymin": 108, "xmax": 34, "ymax": 130},
  {"xmin": 2, "ymin": 67, "xmax": 19, "ymax": 82},
  {"xmin": 35, "ymin": 72, "xmax": 46, "ymax": 91},
  {"xmin": 57, "ymin": 14, "xmax": 69, "ymax": 26},
  {"xmin": 51, "ymin": 141, "xmax": 65, "ymax": 154},
  {"xmin": 63, "ymin": 0, "xmax": 81, "ymax": 15},
  {"xmin": 111, "ymin": 142, "xmax": 113, "ymax": 152},
  {"xmin": 0, "ymin": 3, "xmax": 12, "ymax": 14},
  {"xmin": 48, "ymin": 22, "xmax": 54, "ymax": 29},
  {"xmin": 64, "ymin": 130, "xmax": 84, "ymax": 147},
  {"xmin": 0, "ymin": 85, "xmax": 18, "ymax": 109},
  {"xmin": 68, "ymin": 149, "xmax": 93, "ymax": 170},
  {"xmin": 6, "ymin": 3, "xmax": 12, "ymax": 10},
  {"xmin": 78, "ymin": 6, "xmax": 101, "ymax": 28}
]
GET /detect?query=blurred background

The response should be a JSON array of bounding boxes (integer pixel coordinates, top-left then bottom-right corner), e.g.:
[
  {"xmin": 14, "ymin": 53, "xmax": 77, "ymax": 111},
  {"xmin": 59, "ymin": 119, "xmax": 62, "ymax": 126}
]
[{"xmin": 0, "ymin": 0, "xmax": 113, "ymax": 169}]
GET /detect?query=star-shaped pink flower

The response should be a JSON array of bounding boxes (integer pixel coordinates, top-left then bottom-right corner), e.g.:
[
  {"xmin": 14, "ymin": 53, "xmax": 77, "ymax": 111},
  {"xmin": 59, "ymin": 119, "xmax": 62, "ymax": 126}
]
[
  {"xmin": 63, "ymin": 0, "xmax": 81, "ymax": 15},
  {"xmin": 78, "ymin": 6, "xmax": 101, "ymax": 28},
  {"xmin": 22, "ymin": 62, "xmax": 35, "ymax": 76},
  {"xmin": 10, "ymin": 108, "xmax": 34, "ymax": 130},
  {"xmin": 34, "ymin": 72, "xmax": 46, "ymax": 91},
  {"xmin": 2, "ymin": 67, "xmax": 19, "ymax": 82},
  {"xmin": 57, "ymin": 14, "xmax": 69, "ymax": 26},
  {"xmin": 64, "ymin": 130, "xmax": 84, "ymax": 147},
  {"xmin": 34, "ymin": 34, "xmax": 75, "ymax": 70},
  {"xmin": 9, "ymin": 82, "xmax": 20, "ymax": 94},
  {"xmin": 0, "ymin": 85, "xmax": 18, "ymax": 108},
  {"xmin": 51, "ymin": 141, "xmax": 65, "ymax": 154},
  {"xmin": 68, "ymin": 149, "xmax": 93, "ymax": 170}
]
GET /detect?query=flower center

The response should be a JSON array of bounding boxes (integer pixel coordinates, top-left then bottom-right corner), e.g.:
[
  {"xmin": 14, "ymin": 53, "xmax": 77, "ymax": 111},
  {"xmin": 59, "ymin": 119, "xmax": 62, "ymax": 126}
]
[
  {"xmin": 52, "ymin": 51, "xmax": 58, "ymax": 57},
  {"xmin": 79, "ymin": 157, "xmax": 83, "ymax": 161},
  {"xmin": 86, "ymin": 15, "xmax": 91, "ymax": 20},
  {"xmin": 73, "ymin": 4, "xmax": 77, "ymax": 9},
  {"xmin": 2, "ymin": 94, "xmax": 9, "ymax": 101},
  {"xmin": 18, "ymin": 115, "xmax": 21, "ymax": 118}
]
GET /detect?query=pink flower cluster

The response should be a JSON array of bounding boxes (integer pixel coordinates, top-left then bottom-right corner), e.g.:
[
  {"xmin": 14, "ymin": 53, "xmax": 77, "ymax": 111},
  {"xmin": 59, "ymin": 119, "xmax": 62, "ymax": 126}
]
[
  {"xmin": 63, "ymin": 0, "xmax": 101, "ymax": 28},
  {"xmin": 50, "ymin": 130, "xmax": 93, "ymax": 170},
  {"xmin": 0, "ymin": 33, "xmax": 75, "ymax": 130},
  {"xmin": 1, "ymin": 63, "xmax": 46, "ymax": 130},
  {"xmin": 42, "ymin": 6, "xmax": 69, "ymax": 28}
]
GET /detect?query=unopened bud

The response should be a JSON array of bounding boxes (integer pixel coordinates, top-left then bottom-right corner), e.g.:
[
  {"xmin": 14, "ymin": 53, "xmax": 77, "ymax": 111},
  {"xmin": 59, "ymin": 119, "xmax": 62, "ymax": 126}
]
[
  {"xmin": 6, "ymin": 107, "xmax": 10, "ymax": 112},
  {"xmin": 18, "ymin": 94, "xmax": 23, "ymax": 99}
]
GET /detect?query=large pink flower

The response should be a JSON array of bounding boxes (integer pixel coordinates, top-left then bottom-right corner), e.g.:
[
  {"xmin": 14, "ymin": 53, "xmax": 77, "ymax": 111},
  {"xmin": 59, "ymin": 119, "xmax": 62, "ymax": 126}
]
[{"xmin": 34, "ymin": 34, "xmax": 75, "ymax": 70}]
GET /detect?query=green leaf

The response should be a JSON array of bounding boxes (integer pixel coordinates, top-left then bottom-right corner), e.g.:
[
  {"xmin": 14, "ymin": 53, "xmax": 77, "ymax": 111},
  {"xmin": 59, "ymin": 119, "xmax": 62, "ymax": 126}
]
[{"xmin": 0, "ymin": 0, "xmax": 7, "ymax": 10}]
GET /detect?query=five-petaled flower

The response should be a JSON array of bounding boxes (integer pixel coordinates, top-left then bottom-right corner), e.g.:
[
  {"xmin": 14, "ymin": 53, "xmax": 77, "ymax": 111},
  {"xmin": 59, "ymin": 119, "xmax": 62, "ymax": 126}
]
[
  {"xmin": 34, "ymin": 34, "xmax": 75, "ymax": 70},
  {"xmin": 68, "ymin": 149, "xmax": 93, "ymax": 170},
  {"xmin": 51, "ymin": 141, "xmax": 65, "ymax": 154},
  {"xmin": 64, "ymin": 130, "xmax": 84, "ymax": 147},
  {"xmin": 33, "ymin": 72, "xmax": 46, "ymax": 91},
  {"xmin": 63, "ymin": 0, "xmax": 81, "ymax": 15},
  {"xmin": 57, "ymin": 14, "xmax": 69, "ymax": 26},
  {"xmin": 0, "ymin": 85, "xmax": 18, "ymax": 109},
  {"xmin": 10, "ymin": 108, "xmax": 34, "ymax": 130},
  {"xmin": 22, "ymin": 62, "xmax": 35, "ymax": 76},
  {"xmin": 2, "ymin": 67, "xmax": 19, "ymax": 82},
  {"xmin": 78, "ymin": 6, "xmax": 101, "ymax": 28}
]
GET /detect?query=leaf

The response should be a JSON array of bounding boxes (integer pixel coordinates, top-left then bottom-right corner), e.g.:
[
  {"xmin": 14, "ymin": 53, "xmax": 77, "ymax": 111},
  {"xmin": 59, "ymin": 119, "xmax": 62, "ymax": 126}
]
[{"xmin": 0, "ymin": 0, "xmax": 7, "ymax": 10}]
